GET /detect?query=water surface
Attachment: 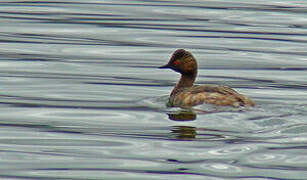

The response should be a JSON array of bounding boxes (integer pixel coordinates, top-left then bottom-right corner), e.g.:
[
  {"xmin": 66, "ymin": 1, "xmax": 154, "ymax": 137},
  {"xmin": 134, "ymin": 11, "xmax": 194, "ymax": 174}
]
[{"xmin": 0, "ymin": 1, "xmax": 307, "ymax": 179}]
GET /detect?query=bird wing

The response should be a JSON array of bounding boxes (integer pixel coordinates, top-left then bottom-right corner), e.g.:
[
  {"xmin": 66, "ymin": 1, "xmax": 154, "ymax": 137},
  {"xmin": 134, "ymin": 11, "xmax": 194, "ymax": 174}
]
[{"xmin": 169, "ymin": 84, "xmax": 254, "ymax": 107}]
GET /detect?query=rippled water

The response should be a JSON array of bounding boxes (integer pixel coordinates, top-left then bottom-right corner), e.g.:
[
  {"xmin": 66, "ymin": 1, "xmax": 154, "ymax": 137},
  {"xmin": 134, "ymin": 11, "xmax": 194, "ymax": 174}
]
[{"xmin": 1, "ymin": 1, "xmax": 307, "ymax": 179}]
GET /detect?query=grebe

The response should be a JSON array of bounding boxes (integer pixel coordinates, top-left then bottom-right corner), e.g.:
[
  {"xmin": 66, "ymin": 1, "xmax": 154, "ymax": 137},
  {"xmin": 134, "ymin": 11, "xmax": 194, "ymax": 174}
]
[{"xmin": 159, "ymin": 49, "xmax": 255, "ymax": 108}]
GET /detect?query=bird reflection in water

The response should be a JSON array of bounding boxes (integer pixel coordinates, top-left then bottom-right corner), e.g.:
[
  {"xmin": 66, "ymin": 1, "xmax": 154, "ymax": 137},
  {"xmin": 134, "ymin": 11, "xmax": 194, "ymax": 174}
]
[
  {"xmin": 167, "ymin": 108, "xmax": 223, "ymax": 121},
  {"xmin": 167, "ymin": 110, "xmax": 196, "ymax": 121},
  {"xmin": 166, "ymin": 110, "xmax": 195, "ymax": 139},
  {"xmin": 170, "ymin": 125, "xmax": 226, "ymax": 140},
  {"xmin": 171, "ymin": 126, "xmax": 196, "ymax": 139},
  {"xmin": 167, "ymin": 110, "xmax": 227, "ymax": 140}
]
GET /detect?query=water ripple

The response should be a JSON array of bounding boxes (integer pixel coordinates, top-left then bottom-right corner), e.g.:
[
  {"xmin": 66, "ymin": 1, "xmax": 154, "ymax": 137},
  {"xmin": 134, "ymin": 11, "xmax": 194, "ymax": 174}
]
[{"xmin": 1, "ymin": 1, "xmax": 307, "ymax": 180}]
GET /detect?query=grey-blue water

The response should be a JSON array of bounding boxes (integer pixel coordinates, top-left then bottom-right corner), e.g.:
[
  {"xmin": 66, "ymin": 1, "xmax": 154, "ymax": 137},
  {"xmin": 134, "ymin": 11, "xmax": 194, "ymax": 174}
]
[{"xmin": 1, "ymin": 1, "xmax": 307, "ymax": 179}]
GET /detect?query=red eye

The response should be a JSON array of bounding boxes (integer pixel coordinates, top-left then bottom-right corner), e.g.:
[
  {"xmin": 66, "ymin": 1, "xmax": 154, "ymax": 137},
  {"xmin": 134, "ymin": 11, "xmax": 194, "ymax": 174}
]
[{"xmin": 173, "ymin": 60, "xmax": 179, "ymax": 65}]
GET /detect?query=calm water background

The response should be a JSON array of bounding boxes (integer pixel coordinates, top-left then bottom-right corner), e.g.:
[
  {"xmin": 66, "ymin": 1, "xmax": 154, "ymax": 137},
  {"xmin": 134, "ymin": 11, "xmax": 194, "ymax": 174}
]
[{"xmin": 0, "ymin": 0, "xmax": 307, "ymax": 179}]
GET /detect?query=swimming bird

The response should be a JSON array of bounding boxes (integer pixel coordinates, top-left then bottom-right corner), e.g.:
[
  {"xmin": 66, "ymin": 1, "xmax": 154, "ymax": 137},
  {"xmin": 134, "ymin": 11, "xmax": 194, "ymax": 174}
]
[{"xmin": 159, "ymin": 49, "xmax": 255, "ymax": 108}]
